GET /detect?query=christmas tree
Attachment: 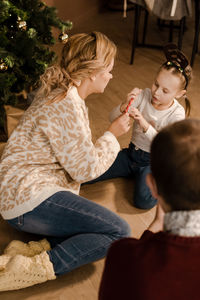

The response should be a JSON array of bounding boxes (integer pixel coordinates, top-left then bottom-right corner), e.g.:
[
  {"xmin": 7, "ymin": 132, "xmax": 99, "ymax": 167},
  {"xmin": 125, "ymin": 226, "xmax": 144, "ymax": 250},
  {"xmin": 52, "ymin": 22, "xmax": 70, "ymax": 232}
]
[{"xmin": 0, "ymin": 0, "xmax": 72, "ymax": 131}]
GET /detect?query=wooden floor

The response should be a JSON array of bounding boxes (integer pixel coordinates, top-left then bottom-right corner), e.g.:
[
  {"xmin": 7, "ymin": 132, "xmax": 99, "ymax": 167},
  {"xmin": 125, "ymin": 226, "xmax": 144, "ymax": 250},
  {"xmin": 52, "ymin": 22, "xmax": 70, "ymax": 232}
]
[{"xmin": 0, "ymin": 5, "xmax": 200, "ymax": 300}]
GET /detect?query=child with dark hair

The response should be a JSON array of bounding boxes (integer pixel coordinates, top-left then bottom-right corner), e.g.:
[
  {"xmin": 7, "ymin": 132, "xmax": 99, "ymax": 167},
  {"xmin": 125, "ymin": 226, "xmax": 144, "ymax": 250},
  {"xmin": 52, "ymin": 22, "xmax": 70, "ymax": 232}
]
[
  {"xmin": 99, "ymin": 118, "xmax": 200, "ymax": 300},
  {"xmin": 89, "ymin": 44, "xmax": 192, "ymax": 210}
]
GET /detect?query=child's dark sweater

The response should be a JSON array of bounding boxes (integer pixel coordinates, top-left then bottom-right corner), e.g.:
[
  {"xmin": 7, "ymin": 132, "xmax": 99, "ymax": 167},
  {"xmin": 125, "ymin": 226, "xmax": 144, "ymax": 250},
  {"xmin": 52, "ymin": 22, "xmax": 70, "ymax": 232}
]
[{"xmin": 99, "ymin": 229, "xmax": 200, "ymax": 300}]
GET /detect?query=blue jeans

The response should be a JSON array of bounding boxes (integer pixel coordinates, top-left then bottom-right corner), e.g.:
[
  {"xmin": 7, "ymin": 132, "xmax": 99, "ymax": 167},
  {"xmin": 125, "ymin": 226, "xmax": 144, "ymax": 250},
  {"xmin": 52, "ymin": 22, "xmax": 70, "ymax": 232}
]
[
  {"xmin": 7, "ymin": 191, "xmax": 131, "ymax": 276},
  {"xmin": 86, "ymin": 143, "xmax": 157, "ymax": 209}
]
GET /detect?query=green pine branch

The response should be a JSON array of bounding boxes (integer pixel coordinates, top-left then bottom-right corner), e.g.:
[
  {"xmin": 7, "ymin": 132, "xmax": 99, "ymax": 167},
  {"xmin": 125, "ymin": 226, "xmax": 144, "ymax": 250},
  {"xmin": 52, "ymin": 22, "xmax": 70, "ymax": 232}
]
[{"xmin": 0, "ymin": 0, "xmax": 72, "ymax": 129}]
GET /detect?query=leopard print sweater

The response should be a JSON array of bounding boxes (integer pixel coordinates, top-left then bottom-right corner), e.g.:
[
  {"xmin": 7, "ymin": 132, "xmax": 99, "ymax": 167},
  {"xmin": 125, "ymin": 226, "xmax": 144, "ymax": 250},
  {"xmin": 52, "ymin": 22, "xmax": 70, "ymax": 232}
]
[{"xmin": 0, "ymin": 86, "xmax": 120, "ymax": 219}]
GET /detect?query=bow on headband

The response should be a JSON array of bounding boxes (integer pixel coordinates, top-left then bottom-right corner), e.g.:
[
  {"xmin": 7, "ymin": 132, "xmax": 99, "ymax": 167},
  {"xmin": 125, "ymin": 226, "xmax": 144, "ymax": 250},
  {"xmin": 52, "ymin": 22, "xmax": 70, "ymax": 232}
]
[
  {"xmin": 163, "ymin": 43, "xmax": 189, "ymax": 88},
  {"xmin": 163, "ymin": 43, "xmax": 189, "ymax": 71}
]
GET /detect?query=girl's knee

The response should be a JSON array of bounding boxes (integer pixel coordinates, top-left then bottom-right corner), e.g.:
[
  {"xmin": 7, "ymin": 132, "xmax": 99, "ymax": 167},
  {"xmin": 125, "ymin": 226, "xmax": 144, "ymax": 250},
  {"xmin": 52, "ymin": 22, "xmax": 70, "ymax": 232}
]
[{"xmin": 134, "ymin": 194, "xmax": 157, "ymax": 209}]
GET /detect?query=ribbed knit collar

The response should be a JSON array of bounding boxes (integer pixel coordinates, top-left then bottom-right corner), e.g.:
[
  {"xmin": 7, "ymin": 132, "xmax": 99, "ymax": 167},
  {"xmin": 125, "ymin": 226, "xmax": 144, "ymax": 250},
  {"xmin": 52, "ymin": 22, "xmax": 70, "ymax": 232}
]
[{"xmin": 164, "ymin": 210, "xmax": 200, "ymax": 237}]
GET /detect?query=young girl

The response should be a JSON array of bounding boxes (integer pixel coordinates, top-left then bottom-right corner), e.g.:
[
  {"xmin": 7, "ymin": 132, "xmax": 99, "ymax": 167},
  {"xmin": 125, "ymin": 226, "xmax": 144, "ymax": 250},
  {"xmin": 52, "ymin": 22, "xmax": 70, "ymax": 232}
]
[
  {"xmin": 99, "ymin": 118, "xmax": 200, "ymax": 300},
  {"xmin": 89, "ymin": 44, "xmax": 192, "ymax": 210},
  {"xmin": 0, "ymin": 32, "xmax": 131, "ymax": 291}
]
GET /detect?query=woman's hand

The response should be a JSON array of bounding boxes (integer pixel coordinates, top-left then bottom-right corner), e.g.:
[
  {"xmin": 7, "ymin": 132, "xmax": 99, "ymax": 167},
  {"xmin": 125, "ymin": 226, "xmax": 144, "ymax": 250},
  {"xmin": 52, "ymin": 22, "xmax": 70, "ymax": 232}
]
[
  {"xmin": 129, "ymin": 107, "xmax": 149, "ymax": 133},
  {"xmin": 108, "ymin": 113, "xmax": 131, "ymax": 137},
  {"xmin": 120, "ymin": 87, "xmax": 142, "ymax": 113}
]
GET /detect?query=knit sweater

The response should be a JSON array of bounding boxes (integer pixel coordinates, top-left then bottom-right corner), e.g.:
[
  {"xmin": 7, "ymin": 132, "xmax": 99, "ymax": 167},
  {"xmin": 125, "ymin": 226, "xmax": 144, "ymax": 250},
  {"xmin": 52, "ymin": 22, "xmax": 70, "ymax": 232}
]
[
  {"xmin": 0, "ymin": 86, "xmax": 120, "ymax": 219},
  {"xmin": 110, "ymin": 88, "xmax": 185, "ymax": 152},
  {"xmin": 99, "ymin": 210, "xmax": 200, "ymax": 300}
]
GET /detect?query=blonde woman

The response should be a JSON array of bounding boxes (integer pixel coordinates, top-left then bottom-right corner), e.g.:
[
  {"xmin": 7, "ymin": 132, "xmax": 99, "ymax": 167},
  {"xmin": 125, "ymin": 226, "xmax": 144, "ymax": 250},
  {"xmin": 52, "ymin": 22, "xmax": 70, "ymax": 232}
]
[{"xmin": 0, "ymin": 32, "xmax": 131, "ymax": 291}]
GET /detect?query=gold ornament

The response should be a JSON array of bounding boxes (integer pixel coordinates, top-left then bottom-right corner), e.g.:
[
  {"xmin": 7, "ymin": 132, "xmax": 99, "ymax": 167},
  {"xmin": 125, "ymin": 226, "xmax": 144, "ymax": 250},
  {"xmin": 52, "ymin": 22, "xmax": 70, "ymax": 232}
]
[
  {"xmin": 59, "ymin": 32, "xmax": 68, "ymax": 44},
  {"xmin": 18, "ymin": 20, "xmax": 27, "ymax": 30},
  {"xmin": 0, "ymin": 59, "xmax": 8, "ymax": 71},
  {"xmin": 17, "ymin": 17, "xmax": 27, "ymax": 30}
]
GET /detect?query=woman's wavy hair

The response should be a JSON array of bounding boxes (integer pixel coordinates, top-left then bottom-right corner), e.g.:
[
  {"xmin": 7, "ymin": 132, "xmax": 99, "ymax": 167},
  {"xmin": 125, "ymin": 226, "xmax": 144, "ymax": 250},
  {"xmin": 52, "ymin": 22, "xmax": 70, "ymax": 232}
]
[{"xmin": 35, "ymin": 31, "xmax": 117, "ymax": 102}]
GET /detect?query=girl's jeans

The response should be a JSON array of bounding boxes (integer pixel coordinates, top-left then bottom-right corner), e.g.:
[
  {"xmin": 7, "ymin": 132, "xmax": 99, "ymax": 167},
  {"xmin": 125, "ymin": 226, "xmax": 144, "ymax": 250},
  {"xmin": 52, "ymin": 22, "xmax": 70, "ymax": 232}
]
[
  {"xmin": 87, "ymin": 143, "xmax": 157, "ymax": 209},
  {"xmin": 7, "ymin": 191, "xmax": 131, "ymax": 276}
]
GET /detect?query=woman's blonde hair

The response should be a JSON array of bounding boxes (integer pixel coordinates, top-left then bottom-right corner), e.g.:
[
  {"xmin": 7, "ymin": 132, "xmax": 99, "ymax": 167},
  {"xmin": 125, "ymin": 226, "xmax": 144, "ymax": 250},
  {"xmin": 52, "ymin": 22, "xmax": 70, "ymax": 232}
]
[{"xmin": 36, "ymin": 31, "xmax": 117, "ymax": 102}]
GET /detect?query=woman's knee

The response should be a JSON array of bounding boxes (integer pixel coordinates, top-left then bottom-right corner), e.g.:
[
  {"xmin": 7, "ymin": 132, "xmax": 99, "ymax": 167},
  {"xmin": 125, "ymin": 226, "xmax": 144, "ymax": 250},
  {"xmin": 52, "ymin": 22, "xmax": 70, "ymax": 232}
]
[
  {"xmin": 111, "ymin": 216, "xmax": 131, "ymax": 239},
  {"xmin": 120, "ymin": 219, "xmax": 131, "ymax": 237}
]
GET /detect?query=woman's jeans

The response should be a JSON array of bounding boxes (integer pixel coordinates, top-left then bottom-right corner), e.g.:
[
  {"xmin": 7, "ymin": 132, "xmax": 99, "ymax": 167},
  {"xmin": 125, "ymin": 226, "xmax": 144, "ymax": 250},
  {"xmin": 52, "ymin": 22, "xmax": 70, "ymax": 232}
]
[
  {"xmin": 87, "ymin": 143, "xmax": 157, "ymax": 209},
  {"xmin": 7, "ymin": 191, "xmax": 131, "ymax": 276}
]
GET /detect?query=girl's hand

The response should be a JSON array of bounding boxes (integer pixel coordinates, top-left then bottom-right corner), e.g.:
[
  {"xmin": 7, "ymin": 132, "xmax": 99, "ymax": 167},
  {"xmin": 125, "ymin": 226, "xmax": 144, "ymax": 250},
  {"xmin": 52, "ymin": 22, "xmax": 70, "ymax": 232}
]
[
  {"xmin": 129, "ymin": 107, "xmax": 150, "ymax": 133},
  {"xmin": 120, "ymin": 87, "xmax": 142, "ymax": 113},
  {"xmin": 108, "ymin": 113, "xmax": 131, "ymax": 137},
  {"xmin": 127, "ymin": 87, "xmax": 142, "ymax": 102}
]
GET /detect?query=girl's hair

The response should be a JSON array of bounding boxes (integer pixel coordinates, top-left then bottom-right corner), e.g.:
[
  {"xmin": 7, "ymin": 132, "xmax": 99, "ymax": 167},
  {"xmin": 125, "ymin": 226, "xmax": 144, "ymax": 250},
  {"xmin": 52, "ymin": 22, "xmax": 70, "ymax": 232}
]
[
  {"xmin": 159, "ymin": 62, "xmax": 192, "ymax": 117},
  {"xmin": 151, "ymin": 119, "xmax": 200, "ymax": 211},
  {"xmin": 36, "ymin": 31, "xmax": 117, "ymax": 102}
]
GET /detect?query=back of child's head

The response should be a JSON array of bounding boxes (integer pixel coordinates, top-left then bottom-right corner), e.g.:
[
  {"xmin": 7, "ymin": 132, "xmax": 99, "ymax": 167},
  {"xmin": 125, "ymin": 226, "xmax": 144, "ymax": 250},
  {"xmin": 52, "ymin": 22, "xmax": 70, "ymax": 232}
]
[
  {"xmin": 150, "ymin": 119, "xmax": 200, "ymax": 211},
  {"xmin": 158, "ymin": 44, "xmax": 192, "ymax": 116}
]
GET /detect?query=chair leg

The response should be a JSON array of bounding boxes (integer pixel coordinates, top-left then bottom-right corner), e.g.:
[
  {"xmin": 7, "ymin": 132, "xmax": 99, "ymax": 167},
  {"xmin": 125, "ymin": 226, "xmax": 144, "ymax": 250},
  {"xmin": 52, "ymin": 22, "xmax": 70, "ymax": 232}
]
[
  {"xmin": 142, "ymin": 9, "xmax": 149, "ymax": 45},
  {"xmin": 194, "ymin": 0, "xmax": 200, "ymax": 53},
  {"xmin": 157, "ymin": 18, "xmax": 161, "ymax": 28},
  {"xmin": 169, "ymin": 20, "xmax": 174, "ymax": 42},
  {"xmin": 190, "ymin": 0, "xmax": 200, "ymax": 66},
  {"xmin": 178, "ymin": 17, "xmax": 185, "ymax": 49},
  {"xmin": 130, "ymin": 5, "xmax": 141, "ymax": 64},
  {"xmin": 190, "ymin": 19, "xmax": 200, "ymax": 66}
]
